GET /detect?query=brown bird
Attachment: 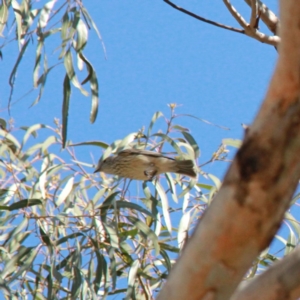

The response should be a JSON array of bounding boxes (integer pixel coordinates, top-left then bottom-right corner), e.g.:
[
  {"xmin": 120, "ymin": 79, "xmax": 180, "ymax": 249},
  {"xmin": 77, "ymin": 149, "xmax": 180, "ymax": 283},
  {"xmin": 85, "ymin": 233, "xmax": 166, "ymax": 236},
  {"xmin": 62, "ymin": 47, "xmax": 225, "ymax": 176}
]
[{"xmin": 94, "ymin": 149, "xmax": 197, "ymax": 181}]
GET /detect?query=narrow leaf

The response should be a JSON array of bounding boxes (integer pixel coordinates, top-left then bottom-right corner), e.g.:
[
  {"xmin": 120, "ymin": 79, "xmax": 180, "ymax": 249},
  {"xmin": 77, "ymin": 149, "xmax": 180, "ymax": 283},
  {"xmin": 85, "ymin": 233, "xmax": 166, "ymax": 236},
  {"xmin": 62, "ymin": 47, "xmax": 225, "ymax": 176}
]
[
  {"xmin": 0, "ymin": 1, "xmax": 8, "ymax": 36},
  {"xmin": 152, "ymin": 133, "xmax": 183, "ymax": 156},
  {"xmin": 90, "ymin": 67, "xmax": 99, "ymax": 123},
  {"xmin": 154, "ymin": 181, "xmax": 172, "ymax": 234},
  {"xmin": 126, "ymin": 260, "xmax": 140, "ymax": 300},
  {"xmin": 7, "ymin": 199, "xmax": 42, "ymax": 211},
  {"xmin": 222, "ymin": 138, "xmax": 242, "ymax": 148},
  {"xmin": 62, "ymin": 73, "xmax": 71, "ymax": 148},
  {"xmin": 165, "ymin": 173, "xmax": 178, "ymax": 203},
  {"xmin": 33, "ymin": 41, "xmax": 43, "ymax": 87},
  {"xmin": 76, "ymin": 19, "xmax": 88, "ymax": 51},
  {"xmin": 182, "ymin": 131, "xmax": 200, "ymax": 158},
  {"xmin": 178, "ymin": 211, "xmax": 191, "ymax": 249},
  {"xmin": 64, "ymin": 49, "xmax": 88, "ymax": 96},
  {"xmin": 147, "ymin": 111, "xmax": 163, "ymax": 138},
  {"xmin": 70, "ymin": 140, "xmax": 108, "ymax": 148},
  {"xmin": 81, "ymin": 6, "xmax": 106, "ymax": 56},
  {"xmin": 39, "ymin": 157, "xmax": 48, "ymax": 199},
  {"xmin": 56, "ymin": 177, "xmax": 74, "ymax": 207},
  {"xmin": 38, "ymin": 0, "xmax": 56, "ymax": 28}
]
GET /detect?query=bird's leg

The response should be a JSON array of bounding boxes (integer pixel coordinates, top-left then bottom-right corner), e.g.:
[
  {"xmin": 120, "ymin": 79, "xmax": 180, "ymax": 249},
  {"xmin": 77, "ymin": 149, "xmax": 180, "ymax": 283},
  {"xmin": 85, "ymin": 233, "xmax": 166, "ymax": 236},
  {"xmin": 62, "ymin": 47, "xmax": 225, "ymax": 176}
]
[{"xmin": 144, "ymin": 169, "xmax": 157, "ymax": 181}]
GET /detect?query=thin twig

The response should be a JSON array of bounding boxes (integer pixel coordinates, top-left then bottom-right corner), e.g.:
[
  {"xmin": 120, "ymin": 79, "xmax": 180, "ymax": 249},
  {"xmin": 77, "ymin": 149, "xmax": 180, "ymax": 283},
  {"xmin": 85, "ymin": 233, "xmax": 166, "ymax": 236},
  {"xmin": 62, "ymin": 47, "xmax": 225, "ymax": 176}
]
[
  {"xmin": 223, "ymin": 0, "xmax": 248, "ymax": 28},
  {"xmin": 223, "ymin": 0, "xmax": 279, "ymax": 46},
  {"xmin": 249, "ymin": 0, "xmax": 258, "ymax": 28},
  {"xmin": 244, "ymin": 0, "xmax": 279, "ymax": 34},
  {"xmin": 163, "ymin": 0, "xmax": 244, "ymax": 34}
]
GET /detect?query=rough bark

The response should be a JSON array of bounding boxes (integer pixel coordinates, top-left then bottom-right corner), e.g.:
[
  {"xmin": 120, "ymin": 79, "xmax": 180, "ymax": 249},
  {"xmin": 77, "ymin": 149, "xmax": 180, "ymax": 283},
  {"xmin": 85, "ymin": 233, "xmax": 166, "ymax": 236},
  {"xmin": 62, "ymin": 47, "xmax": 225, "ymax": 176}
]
[
  {"xmin": 231, "ymin": 247, "xmax": 300, "ymax": 300},
  {"xmin": 157, "ymin": 1, "xmax": 300, "ymax": 299}
]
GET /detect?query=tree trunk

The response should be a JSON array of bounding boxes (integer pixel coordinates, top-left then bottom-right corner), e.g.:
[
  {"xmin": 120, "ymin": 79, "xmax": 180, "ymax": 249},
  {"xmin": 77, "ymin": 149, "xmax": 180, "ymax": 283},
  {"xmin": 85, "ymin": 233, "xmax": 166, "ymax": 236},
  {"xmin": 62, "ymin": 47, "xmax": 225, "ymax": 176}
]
[{"xmin": 157, "ymin": 1, "xmax": 300, "ymax": 299}]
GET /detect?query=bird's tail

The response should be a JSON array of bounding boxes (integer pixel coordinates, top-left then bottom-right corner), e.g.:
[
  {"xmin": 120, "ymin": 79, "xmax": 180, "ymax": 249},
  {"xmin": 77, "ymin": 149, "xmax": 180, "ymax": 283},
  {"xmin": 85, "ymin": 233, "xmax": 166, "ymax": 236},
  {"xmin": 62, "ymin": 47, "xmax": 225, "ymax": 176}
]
[{"xmin": 174, "ymin": 160, "xmax": 197, "ymax": 178}]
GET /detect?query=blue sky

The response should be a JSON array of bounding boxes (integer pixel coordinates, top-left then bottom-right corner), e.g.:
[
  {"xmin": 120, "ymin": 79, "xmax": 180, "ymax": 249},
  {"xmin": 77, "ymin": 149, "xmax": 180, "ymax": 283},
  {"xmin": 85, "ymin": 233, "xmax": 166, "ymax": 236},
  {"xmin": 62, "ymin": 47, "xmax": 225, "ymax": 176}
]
[{"xmin": 1, "ymin": 0, "xmax": 277, "ymax": 179}]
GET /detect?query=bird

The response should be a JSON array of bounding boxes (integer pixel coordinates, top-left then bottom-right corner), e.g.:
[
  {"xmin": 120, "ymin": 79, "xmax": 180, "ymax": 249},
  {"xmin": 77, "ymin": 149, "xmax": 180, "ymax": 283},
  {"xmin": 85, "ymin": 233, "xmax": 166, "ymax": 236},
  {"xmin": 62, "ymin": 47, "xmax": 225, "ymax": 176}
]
[{"xmin": 94, "ymin": 148, "xmax": 197, "ymax": 181}]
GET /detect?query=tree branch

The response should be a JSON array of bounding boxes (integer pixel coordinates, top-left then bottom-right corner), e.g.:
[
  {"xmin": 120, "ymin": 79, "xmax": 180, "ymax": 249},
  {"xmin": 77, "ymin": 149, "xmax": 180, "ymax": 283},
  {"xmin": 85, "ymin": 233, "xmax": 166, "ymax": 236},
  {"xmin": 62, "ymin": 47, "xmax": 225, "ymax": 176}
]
[
  {"xmin": 223, "ymin": 0, "xmax": 249, "ymax": 28},
  {"xmin": 249, "ymin": 0, "xmax": 258, "ymax": 28},
  {"xmin": 231, "ymin": 247, "xmax": 300, "ymax": 300},
  {"xmin": 244, "ymin": 0, "xmax": 280, "ymax": 35},
  {"xmin": 163, "ymin": 0, "xmax": 244, "ymax": 34},
  {"xmin": 223, "ymin": 0, "xmax": 280, "ymax": 46},
  {"xmin": 157, "ymin": 0, "xmax": 300, "ymax": 299},
  {"xmin": 164, "ymin": 0, "xmax": 279, "ymax": 46}
]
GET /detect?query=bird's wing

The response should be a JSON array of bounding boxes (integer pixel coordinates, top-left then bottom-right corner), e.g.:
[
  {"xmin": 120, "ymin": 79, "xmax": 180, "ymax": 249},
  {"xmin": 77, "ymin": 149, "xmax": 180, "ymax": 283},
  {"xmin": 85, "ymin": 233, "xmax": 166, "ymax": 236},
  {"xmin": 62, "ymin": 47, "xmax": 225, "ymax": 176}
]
[{"xmin": 118, "ymin": 148, "xmax": 174, "ymax": 159}]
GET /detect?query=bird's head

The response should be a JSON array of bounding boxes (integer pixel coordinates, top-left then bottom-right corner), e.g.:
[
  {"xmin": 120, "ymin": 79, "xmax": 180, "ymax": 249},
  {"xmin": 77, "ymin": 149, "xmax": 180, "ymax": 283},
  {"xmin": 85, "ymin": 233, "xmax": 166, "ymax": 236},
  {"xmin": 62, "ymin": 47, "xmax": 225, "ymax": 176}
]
[{"xmin": 94, "ymin": 156, "xmax": 115, "ymax": 174}]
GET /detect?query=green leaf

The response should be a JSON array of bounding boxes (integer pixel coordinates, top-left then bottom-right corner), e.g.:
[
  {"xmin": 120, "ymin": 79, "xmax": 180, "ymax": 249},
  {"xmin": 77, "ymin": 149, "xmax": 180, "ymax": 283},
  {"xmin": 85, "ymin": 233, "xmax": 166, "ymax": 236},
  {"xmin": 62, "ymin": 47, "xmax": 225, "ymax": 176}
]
[
  {"xmin": 285, "ymin": 212, "xmax": 300, "ymax": 241},
  {"xmin": 39, "ymin": 226, "xmax": 51, "ymax": 246},
  {"xmin": 178, "ymin": 178, "xmax": 197, "ymax": 198},
  {"xmin": 38, "ymin": 0, "xmax": 56, "ymax": 29},
  {"xmin": 160, "ymin": 249, "xmax": 172, "ymax": 273},
  {"xmin": 108, "ymin": 247, "xmax": 117, "ymax": 290},
  {"xmin": 32, "ymin": 63, "xmax": 55, "ymax": 106},
  {"xmin": 222, "ymin": 138, "xmax": 242, "ymax": 148},
  {"xmin": 11, "ymin": 0, "xmax": 23, "ymax": 48},
  {"xmin": 0, "ymin": 188, "xmax": 9, "ymax": 198},
  {"xmin": 165, "ymin": 173, "xmax": 178, "ymax": 203},
  {"xmin": 127, "ymin": 216, "xmax": 160, "ymax": 255},
  {"xmin": 147, "ymin": 111, "xmax": 163, "ymax": 138},
  {"xmin": 178, "ymin": 211, "xmax": 190, "ymax": 249},
  {"xmin": 71, "ymin": 266, "xmax": 82, "ymax": 298},
  {"xmin": 179, "ymin": 113, "xmax": 230, "ymax": 130},
  {"xmin": 79, "ymin": 52, "xmax": 92, "ymax": 85},
  {"xmin": 33, "ymin": 40, "xmax": 43, "ymax": 88},
  {"xmin": 182, "ymin": 131, "xmax": 200, "ymax": 158},
  {"xmin": 41, "ymin": 135, "xmax": 58, "ymax": 153},
  {"xmin": 64, "ymin": 49, "xmax": 88, "ymax": 96},
  {"xmin": 78, "ymin": 53, "xmax": 99, "ymax": 123},
  {"xmin": 39, "ymin": 157, "xmax": 48, "ymax": 199},
  {"xmin": 89, "ymin": 238, "xmax": 107, "ymax": 293},
  {"xmin": 56, "ymin": 232, "xmax": 85, "ymax": 246},
  {"xmin": 21, "ymin": 123, "xmax": 47, "ymax": 147},
  {"xmin": 154, "ymin": 181, "xmax": 172, "ymax": 234},
  {"xmin": 2, "ymin": 246, "xmax": 38, "ymax": 280},
  {"xmin": 126, "ymin": 260, "xmax": 140, "ymax": 299},
  {"xmin": 56, "ymin": 177, "xmax": 74, "ymax": 207},
  {"xmin": 99, "ymin": 191, "xmax": 120, "ymax": 222},
  {"xmin": 8, "ymin": 38, "xmax": 30, "ymax": 105},
  {"xmin": 117, "ymin": 132, "xmax": 139, "ymax": 150},
  {"xmin": 76, "ymin": 19, "xmax": 88, "ymax": 51},
  {"xmin": 90, "ymin": 66, "xmax": 99, "ymax": 123},
  {"xmin": 115, "ymin": 201, "xmax": 155, "ymax": 218},
  {"xmin": 160, "ymin": 242, "xmax": 179, "ymax": 253},
  {"xmin": 70, "ymin": 140, "xmax": 108, "ymax": 148},
  {"xmin": 171, "ymin": 124, "xmax": 189, "ymax": 132},
  {"xmin": 60, "ymin": 11, "xmax": 70, "ymax": 58},
  {"xmin": 4, "ymin": 199, "xmax": 43, "ymax": 211},
  {"xmin": 0, "ymin": 1, "xmax": 8, "ymax": 36},
  {"xmin": 208, "ymin": 173, "xmax": 222, "ymax": 189},
  {"xmin": 152, "ymin": 133, "xmax": 183, "ymax": 155},
  {"xmin": 81, "ymin": 6, "xmax": 106, "ymax": 56},
  {"xmin": 0, "ymin": 129, "xmax": 21, "ymax": 150},
  {"xmin": 62, "ymin": 73, "xmax": 71, "ymax": 148},
  {"xmin": 196, "ymin": 183, "xmax": 214, "ymax": 191},
  {"xmin": 0, "ymin": 118, "xmax": 7, "ymax": 130},
  {"xmin": 103, "ymin": 224, "xmax": 119, "ymax": 249}
]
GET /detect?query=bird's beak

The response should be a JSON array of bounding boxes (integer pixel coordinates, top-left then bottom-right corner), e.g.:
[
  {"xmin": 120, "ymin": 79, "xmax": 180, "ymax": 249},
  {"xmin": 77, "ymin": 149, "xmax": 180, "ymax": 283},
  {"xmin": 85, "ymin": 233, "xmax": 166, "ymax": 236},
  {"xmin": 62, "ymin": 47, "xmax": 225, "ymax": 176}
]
[{"xmin": 94, "ymin": 160, "xmax": 103, "ymax": 173}]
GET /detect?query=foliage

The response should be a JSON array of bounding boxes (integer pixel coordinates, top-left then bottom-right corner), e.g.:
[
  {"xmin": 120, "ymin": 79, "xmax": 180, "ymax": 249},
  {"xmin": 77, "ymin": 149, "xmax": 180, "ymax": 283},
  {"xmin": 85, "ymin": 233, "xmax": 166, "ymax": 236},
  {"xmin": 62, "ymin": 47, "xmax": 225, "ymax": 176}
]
[
  {"xmin": 0, "ymin": 0, "xmax": 103, "ymax": 147},
  {"xmin": 0, "ymin": 106, "xmax": 299, "ymax": 299}
]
